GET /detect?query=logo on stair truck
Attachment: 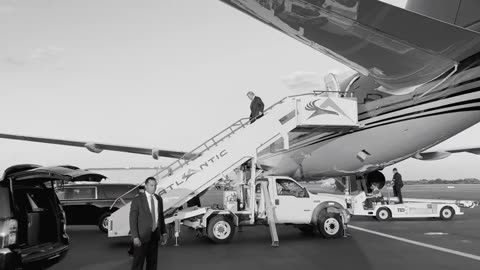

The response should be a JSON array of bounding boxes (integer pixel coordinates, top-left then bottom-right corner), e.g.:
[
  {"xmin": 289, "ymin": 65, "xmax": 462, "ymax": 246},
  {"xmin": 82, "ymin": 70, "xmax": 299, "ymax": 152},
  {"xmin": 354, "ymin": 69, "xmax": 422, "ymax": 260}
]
[
  {"xmin": 305, "ymin": 98, "xmax": 353, "ymax": 121},
  {"xmin": 182, "ymin": 169, "xmax": 199, "ymax": 181},
  {"xmin": 158, "ymin": 149, "xmax": 228, "ymax": 196},
  {"xmin": 305, "ymin": 99, "xmax": 340, "ymax": 118}
]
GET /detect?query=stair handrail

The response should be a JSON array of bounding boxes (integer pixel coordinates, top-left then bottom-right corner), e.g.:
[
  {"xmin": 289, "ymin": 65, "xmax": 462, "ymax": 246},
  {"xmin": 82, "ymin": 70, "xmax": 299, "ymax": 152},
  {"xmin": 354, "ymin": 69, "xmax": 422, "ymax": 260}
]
[{"xmin": 110, "ymin": 92, "xmax": 328, "ymax": 208}]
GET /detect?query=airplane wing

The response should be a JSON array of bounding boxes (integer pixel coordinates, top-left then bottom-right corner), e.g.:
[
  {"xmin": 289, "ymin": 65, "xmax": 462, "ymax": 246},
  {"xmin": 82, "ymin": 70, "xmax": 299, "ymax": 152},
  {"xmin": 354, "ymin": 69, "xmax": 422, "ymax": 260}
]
[
  {"xmin": 0, "ymin": 133, "xmax": 196, "ymax": 160},
  {"xmin": 414, "ymin": 147, "xmax": 480, "ymax": 161},
  {"xmin": 220, "ymin": 0, "xmax": 480, "ymax": 91}
]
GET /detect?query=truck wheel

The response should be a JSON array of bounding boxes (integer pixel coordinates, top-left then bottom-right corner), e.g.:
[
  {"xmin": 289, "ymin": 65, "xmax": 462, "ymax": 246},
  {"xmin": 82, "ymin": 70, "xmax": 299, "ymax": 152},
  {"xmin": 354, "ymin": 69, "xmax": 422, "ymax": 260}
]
[
  {"xmin": 440, "ymin": 206, "xmax": 455, "ymax": 220},
  {"xmin": 318, "ymin": 212, "xmax": 343, "ymax": 239},
  {"xmin": 207, "ymin": 215, "xmax": 235, "ymax": 244},
  {"xmin": 376, "ymin": 207, "xmax": 391, "ymax": 221},
  {"xmin": 98, "ymin": 212, "xmax": 111, "ymax": 233}
]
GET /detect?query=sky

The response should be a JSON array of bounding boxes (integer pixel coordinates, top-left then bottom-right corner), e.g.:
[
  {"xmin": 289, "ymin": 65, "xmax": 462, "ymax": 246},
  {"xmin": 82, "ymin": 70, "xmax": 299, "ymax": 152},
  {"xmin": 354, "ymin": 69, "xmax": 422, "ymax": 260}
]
[{"xmin": 2, "ymin": 0, "xmax": 480, "ymax": 182}]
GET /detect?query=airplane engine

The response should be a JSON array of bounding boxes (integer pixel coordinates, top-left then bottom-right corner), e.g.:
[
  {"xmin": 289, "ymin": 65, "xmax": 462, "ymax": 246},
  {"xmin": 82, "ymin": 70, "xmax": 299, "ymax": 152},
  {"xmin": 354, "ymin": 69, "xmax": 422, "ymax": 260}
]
[{"xmin": 365, "ymin": 170, "xmax": 386, "ymax": 192}]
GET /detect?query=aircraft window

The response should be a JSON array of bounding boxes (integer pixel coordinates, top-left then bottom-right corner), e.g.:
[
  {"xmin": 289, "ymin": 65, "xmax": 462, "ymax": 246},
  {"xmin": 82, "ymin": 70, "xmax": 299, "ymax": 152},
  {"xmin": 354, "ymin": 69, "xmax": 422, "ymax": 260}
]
[
  {"xmin": 62, "ymin": 187, "xmax": 96, "ymax": 200},
  {"xmin": 276, "ymin": 179, "xmax": 307, "ymax": 198}
]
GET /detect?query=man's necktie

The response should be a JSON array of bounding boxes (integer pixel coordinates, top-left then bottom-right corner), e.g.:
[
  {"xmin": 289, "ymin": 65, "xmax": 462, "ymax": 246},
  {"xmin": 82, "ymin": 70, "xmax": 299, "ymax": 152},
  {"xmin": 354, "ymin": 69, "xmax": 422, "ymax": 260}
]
[{"xmin": 150, "ymin": 195, "xmax": 156, "ymax": 231}]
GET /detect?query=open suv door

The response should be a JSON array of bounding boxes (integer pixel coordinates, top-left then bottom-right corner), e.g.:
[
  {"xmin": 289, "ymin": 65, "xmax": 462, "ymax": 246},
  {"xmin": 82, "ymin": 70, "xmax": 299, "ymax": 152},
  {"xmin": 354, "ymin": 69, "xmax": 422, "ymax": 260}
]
[{"xmin": 0, "ymin": 164, "xmax": 105, "ymax": 270}]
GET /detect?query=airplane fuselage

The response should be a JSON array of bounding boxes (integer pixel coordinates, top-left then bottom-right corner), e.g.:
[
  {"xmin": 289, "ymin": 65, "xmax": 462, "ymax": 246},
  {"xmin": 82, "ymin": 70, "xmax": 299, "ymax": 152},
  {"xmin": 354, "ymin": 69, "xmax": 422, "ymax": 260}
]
[{"xmin": 259, "ymin": 56, "xmax": 480, "ymax": 179}]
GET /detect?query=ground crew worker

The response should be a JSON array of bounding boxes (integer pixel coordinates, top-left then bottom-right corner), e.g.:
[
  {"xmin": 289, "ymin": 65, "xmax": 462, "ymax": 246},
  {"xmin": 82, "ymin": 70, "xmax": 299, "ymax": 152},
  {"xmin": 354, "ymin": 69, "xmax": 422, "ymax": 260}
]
[
  {"xmin": 392, "ymin": 168, "xmax": 404, "ymax": 204},
  {"xmin": 356, "ymin": 175, "xmax": 368, "ymax": 193},
  {"xmin": 365, "ymin": 183, "xmax": 383, "ymax": 208}
]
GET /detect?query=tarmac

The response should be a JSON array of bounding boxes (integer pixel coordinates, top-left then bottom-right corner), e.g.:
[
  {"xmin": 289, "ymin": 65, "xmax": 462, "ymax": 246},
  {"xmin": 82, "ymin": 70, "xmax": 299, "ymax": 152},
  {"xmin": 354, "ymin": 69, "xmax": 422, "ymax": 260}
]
[{"xmin": 49, "ymin": 185, "xmax": 480, "ymax": 270}]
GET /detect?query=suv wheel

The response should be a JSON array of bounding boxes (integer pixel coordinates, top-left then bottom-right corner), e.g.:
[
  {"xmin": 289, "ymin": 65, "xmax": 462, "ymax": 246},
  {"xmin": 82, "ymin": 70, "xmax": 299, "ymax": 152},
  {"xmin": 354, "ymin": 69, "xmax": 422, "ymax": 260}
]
[{"xmin": 98, "ymin": 212, "xmax": 111, "ymax": 233}]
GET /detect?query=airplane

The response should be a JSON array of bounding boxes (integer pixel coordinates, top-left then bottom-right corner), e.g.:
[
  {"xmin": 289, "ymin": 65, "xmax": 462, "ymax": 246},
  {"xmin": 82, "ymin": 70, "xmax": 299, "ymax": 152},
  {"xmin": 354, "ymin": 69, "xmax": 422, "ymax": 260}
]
[{"xmin": 1, "ymin": 0, "xmax": 480, "ymax": 190}]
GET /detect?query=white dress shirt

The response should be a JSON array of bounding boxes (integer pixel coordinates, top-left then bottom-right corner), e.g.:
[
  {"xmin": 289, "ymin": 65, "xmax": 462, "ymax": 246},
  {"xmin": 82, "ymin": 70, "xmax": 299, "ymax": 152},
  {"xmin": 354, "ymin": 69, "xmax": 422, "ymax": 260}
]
[{"xmin": 145, "ymin": 192, "xmax": 158, "ymax": 230}]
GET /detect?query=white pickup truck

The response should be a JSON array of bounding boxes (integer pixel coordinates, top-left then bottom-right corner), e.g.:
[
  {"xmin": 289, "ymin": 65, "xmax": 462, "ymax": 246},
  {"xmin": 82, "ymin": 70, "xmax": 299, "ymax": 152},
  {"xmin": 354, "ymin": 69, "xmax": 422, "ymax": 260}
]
[{"xmin": 166, "ymin": 176, "xmax": 350, "ymax": 244}]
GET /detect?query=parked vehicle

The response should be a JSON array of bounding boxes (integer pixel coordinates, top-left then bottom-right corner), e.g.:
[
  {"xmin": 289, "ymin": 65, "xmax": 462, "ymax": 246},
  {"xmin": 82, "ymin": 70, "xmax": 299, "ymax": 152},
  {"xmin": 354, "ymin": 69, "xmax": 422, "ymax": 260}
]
[
  {"xmin": 56, "ymin": 183, "xmax": 140, "ymax": 232},
  {"xmin": 0, "ymin": 164, "xmax": 104, "ymax": 270}
]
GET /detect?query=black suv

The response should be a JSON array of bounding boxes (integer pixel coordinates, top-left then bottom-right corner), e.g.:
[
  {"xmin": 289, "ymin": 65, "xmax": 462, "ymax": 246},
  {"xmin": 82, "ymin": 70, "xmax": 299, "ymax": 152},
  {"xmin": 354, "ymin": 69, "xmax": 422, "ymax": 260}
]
[
  {"xmin": 56, "ymin": 183, "xmax": 139, "ymax": 233},
  {"xmin": 0, "ymin": 164, "xmax": 104, "ymax": 270}
]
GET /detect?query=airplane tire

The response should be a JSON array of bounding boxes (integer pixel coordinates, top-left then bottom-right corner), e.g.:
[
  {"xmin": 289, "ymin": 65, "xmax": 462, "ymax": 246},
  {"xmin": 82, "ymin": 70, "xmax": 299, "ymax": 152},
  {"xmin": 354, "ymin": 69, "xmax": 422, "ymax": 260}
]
[
  {"xmin": 98, "ymin": 212, "xmax": 112, "ymax": 233},
  {"xmin": 207, "ymin": 215, "xmax": 235, "ymax": 244},
  {"xmin": 317, "ymin": 211, "xmax": 343, "ymax": 239},
  {"xmin": 440, "ymin": 206, "xmax": 455, "ymax": 220},
  {"xmin": 376, "ymin": 207, "xmax": 391, "ymax": 221}
]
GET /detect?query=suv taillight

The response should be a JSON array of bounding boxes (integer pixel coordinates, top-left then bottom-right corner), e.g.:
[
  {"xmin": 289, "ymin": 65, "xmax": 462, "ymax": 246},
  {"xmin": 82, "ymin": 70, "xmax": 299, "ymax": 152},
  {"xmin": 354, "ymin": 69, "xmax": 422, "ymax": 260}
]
[
  {"xmin": 59, "ymin": 204, "xmax": 67, "ymax": 234},
  {"xmin": 0, "ymin": 219, "xmax": 18, "ymax": 248}
]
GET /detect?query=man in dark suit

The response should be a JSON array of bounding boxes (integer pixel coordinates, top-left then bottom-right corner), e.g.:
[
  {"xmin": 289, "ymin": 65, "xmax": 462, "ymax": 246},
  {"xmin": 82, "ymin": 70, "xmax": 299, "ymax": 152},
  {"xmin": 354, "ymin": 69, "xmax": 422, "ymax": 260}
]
[
  {"xmin": 128, "ymin": 185, "xmax": 145, "ymax": 257},
  {"xmin": 392, "ymin": 168, "xmax": 404, "ymax": 204},
  {"xmin": 130, "ymin": 177, "xmax": 167, "ymax": 270},
  {"xmin": 247, "ymin": 91, "xmax": 264, "ymax": 123}
]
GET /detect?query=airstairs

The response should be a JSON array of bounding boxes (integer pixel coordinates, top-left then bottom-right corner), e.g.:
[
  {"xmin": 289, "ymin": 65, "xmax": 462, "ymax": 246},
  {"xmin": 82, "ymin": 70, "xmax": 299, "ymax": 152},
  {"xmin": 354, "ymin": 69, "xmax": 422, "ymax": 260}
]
[{"xmin": 108, "ymin": 92, "xmax": 358, "ymax": 238}]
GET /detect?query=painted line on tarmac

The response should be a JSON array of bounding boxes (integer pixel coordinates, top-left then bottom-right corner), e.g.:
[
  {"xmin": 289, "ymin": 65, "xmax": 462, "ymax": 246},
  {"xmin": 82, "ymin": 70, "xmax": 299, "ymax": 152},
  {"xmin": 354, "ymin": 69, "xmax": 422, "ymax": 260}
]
[{"xmin": 350, "ymin": 225, "xmax": 480, "ymax": 262}]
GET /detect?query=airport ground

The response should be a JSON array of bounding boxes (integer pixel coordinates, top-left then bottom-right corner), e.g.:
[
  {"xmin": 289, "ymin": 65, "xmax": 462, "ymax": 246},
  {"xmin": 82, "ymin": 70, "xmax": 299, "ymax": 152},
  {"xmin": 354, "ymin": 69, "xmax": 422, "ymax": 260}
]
[{"xmin": 50, "ymin": 185, "xmax": 480, "ymax": 270}]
